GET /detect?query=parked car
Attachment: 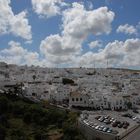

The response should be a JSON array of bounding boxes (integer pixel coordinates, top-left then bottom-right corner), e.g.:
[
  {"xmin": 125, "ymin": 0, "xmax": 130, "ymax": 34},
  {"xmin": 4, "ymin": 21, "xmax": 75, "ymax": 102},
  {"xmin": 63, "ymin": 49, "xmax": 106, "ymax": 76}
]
[
  {"xmin": 98, "ymin": 126, "xmax": 103, "ymax": 131},
  {"xmin": 123, "ymin": 124, "xmax": 128, "ymax": 129},
  {"xmin": 89, "ymin": 122, "xmax": 94, "ymax": 127},
  {"xmin": 112, "ymin": 122, "xmax": 117, "ymax": 127},
  {"xmin": 107, "ymin": 128, "xmax": 112, "ymax": 133},
  {"xmin": 92, "ymin": 123, "xmax": 98, "ymax": 128},
  {"xmin": 122, "ymin": 113, "xmax": 132, "ymax": 118},
  {"xmin": 133, "ymin": 109, "xmax": 139, "ymax": 113},
  {"xmin": 112, "ymin": 119, "xmax": 117, "ymax": 123},
  {"xmin": 98, "ymin": 116, "xmax": 105, "ymax": 122},
  {"xmin": 104, "ymin": 119, "xmax": 111, "ymax": 124},
  {"xmin": 83, "ymin": 120, "xmax": 90, "ymax": 126},
  {"xmin": 118, "ymin": 123, "xmax": 123, "ymax": 128},
  {"xmin": 104, "ymin": 115, "xmax": 110, "ymax": 119},
  {"xmin": 95, "ymin": 115, "xmax": 101, "ymax": 120},
  {"xmin": 123, "ymin": 121, "xmax": 129, "ymax": 126},
  {"xmin": 110, "ymin": 118, "xmax": 115, "ymax": 123},
  {"xmin": 95, "ymin": 125, "xmax": 100, "ymax": 130},
  {"xmin": 103, "ymin": 127, "xmax": 109, "ymax": 132}
]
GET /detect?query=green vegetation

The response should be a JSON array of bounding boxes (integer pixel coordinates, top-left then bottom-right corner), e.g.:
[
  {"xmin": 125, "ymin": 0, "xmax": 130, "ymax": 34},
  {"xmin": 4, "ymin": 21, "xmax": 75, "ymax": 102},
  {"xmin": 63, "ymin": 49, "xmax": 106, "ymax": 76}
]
[
  {"xmin": 0, "ymin": 94, "xmax": 85, "ymax": 140},
  {"xmin": 86, "ymin": 71, "xmax": 96, "ymax": 76},
  {"xmin": 126, "ymin": 102, "xmax": 132, "ymax": 109}
]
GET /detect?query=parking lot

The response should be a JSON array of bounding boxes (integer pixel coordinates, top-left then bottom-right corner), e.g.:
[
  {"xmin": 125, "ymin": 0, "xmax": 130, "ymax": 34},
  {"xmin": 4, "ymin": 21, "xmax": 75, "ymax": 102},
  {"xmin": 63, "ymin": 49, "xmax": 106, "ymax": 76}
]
[{"xmin": 80, "ymin": 110, "xmax": 140, "ymax": 138}]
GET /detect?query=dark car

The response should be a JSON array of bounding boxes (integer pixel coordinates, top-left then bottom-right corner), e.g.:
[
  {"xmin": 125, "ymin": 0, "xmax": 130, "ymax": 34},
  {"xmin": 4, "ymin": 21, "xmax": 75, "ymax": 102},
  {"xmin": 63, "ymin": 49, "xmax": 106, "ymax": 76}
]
[
  {"xmin": 123, "ymin": 121, "xmax": 129, "ymax": 126},
  {"xmin": 133, "ymin": 109, "xmax": 139, "ymax": 113},
  {"xmin": 112, "ymin": 122, "xmax": 117, "ymax": 127},
  {"xmin": 123, "ymin": 124, "xmax": 128, "ymax": 129},
  {"xmin": 95, "ymin": 115, "xmax": 101, "ymax": 120},
  {"xmin": 118, "ymin": 123, "xmax": 123, "ymax": 128},
  {"xmin": 106, "ymin": 120, "xmax": 111, "ymax": 124},
  {"xmin": 122, "ymin": 113, "xmax": 132, "ymax": 118}
]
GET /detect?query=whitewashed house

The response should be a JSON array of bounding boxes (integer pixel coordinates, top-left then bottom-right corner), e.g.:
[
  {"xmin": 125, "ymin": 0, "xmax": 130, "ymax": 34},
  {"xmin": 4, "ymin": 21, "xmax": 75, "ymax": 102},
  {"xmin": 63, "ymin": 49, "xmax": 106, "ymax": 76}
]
[
  {"xmin": 50, "ymin": 84, "xmax": 75, "ymax": 103},
  {"xmin": 109, "ymin": 95, "xmax": 126, "ymax": 110},
  {"xmin": 69, "ymin": 91, "xmax": 89, "ymax": 107}
]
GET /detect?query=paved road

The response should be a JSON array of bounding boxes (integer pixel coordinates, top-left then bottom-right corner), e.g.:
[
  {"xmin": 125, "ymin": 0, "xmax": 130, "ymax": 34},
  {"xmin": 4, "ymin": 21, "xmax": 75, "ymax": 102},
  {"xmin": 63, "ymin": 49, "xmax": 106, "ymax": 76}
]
[{"xmin": 122, "ymin": 126, "xmax": 140, "ymax": 140}]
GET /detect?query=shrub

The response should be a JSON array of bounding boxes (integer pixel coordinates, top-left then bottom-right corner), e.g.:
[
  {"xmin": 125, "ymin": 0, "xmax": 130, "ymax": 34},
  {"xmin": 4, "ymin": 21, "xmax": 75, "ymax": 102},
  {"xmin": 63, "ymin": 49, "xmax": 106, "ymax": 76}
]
[{"xmin": 62, "ymin": 78, "xmax": 74, "ymax": 85}]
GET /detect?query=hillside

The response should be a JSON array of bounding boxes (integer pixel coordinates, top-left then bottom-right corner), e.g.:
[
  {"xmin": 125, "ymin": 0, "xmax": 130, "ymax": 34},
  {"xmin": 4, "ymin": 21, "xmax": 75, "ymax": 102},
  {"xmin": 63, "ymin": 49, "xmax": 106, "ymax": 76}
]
[{"xmin": 0, "ymin": 93, "xmax": 85, "ymax": 140}]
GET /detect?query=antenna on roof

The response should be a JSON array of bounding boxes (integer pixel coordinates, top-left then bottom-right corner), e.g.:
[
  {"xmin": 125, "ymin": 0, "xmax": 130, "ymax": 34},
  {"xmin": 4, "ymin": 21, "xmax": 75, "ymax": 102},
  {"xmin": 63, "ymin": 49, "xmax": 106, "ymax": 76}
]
[
  {"xmin": 94, "ymin": 61, "xmax": 95, "ymax": 69},
  {"xmin": 106, "ymin": 59, "xmax": 109, "ymax": 69}
]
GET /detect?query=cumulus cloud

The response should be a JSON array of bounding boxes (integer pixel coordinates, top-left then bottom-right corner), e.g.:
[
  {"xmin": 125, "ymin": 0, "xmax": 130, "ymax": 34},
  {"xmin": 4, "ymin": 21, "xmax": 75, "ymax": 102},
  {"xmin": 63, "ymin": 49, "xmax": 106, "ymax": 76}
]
[
  {"xmin": 89, "ymin": 40, "xmax": 103, "ymax": 49},
  {"xmin": 40, "ymin": 3, "xmax": 115, "ymax": 65},
  {"xmin": 117, "ymin": 24, "xmax": 137, "ymax": 35},
  {"xmin": 76, "ymin": 38, "xmax": 140, "ymax": 68},
  {"xmin": 0, "ymin": 0, "xmax": 32, "ymax": 40},
  {"xmin": 0, "ymin": 41, "xmax": 39, "ymax": 66},
  {"xmin": 31, "ymin": 0, "xmax": 68, "ymax": 18},
  {"xmin": 1, "ymin": 38, "xmax": 140, "ymax": 69}
]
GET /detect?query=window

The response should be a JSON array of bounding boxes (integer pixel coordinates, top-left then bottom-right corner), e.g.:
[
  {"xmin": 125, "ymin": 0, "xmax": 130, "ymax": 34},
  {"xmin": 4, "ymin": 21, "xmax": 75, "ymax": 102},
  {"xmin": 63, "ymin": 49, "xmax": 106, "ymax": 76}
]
[
  {"xmin": 72, "ymin": 98, "xmax": 74, "ymax": 101},
  {"xmin": 84, "ymin": 101, "xmax": 86, "ymax": 104},
  {"xmin": 76, "ymin": 98, "xmax": 78, "ymax": 101},
  {"xmin": 80, "ymin": 98, "xmax": 82, "ymax": 101}
]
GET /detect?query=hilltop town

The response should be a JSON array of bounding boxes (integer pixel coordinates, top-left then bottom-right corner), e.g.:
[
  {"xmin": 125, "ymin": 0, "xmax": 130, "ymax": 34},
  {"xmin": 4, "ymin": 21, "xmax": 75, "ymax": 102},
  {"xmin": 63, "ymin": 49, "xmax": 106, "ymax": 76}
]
[
  {"xmin": 0, "ymin": 62, "xmax": 140, "ymax": 111},
  {"xmin": 1, "ymin": 62, "xmax": 140, "ymax": 140}
]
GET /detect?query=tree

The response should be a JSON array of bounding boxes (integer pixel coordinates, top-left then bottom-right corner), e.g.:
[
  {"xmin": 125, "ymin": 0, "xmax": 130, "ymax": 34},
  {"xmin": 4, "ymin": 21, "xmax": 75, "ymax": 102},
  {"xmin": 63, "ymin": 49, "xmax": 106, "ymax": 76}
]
[
  {"xmin": 0, "ymin": 96, "xmax": 9, "ymax": 113},
  {"xmin": 23, "ymin": 112, "xmax": 32, "ymax": 124},
  {"xmin": 62, "ymin": 78, "xmax": 74, "ymax": 85},
  {"xmin": 0, "ymin": 125, "xmax": 6, "ymax": 140},
  {"xmin": 126, "ymin": 102, "xmax": 132, "ymax": 109},
  {"xmin": 32, "ymin": 75, "xmax": 36, "ymax": 81}
]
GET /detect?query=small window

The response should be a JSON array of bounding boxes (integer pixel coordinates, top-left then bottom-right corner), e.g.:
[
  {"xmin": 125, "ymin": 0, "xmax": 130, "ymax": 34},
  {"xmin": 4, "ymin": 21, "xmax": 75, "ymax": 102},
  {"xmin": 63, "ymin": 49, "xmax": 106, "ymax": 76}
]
[
  {"xmin": 80, "ymin": 98, "xmax": 82, "ymax": 101},
  {"xmin": 84, "ymin": 101, "xmax": 86, "ymax": 104},
  {"xmin": 76, "ymin": 98, "xmax": 78, "ymax": 101},
  {"xmin": 72, "ymin": 98, "xmax": 74, "ymax": 101}
]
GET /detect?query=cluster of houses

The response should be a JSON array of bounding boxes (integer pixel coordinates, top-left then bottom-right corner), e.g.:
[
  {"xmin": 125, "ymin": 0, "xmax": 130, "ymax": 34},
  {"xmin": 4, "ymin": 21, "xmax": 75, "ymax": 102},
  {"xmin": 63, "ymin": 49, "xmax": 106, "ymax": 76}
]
[
  {"xmin": 69, "ymin": 91, "xmax": 140, "ymax": 110},
  {"xmin": 0, "ymin": 62, "xmax": 140, "ymax": 111}
]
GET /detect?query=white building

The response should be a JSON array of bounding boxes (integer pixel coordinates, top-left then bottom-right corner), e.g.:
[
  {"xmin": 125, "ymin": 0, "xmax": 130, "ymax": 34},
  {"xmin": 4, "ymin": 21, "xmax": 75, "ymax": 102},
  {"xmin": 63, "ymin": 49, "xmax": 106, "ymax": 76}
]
[{"xmin": 69, "ymin": 91, "xmax": 89, "ymax": 107}]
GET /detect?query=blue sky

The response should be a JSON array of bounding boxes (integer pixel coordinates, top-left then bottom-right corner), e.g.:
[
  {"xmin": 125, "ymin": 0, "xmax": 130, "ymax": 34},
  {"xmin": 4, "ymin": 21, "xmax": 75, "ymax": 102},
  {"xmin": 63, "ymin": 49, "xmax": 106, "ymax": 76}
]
[{"xmin": 0, "ymin": 0, "xmax": 140, "ymax": 69}]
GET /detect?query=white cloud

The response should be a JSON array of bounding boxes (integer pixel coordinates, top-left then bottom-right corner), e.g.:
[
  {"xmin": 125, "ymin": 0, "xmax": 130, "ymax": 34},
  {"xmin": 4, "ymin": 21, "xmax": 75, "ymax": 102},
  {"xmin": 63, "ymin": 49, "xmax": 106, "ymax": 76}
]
[
  {"xmin": 40, "ymin": 3, "xmax": 115, "ymax": 65},
  {"xmin": 76, "ymin": 38, "xmax": 140, "ymax": 68},
  {"xmin": 1, "ymin": 38, "xmax": 140, "ymax": 69},
  {"xmin": 0, "ymin": 41, "xmax": 39, "ymax": 66},
  {"xmin": 117, "ymin": 24, "xmax": 137, "ymax": 35},
  {"xmin": 0, "ymin": 0, "xmax": 32, "ymax": 40},
  {"xmin": 31, "ymin": 0, "xmax": 68, "ymax": 18},
  {"xmin": 89, "ymin": 40, "xmax": 102, "ymax": 49},
  {"xmin": 62, "ymin": 3, "xmax": 115, "ymax": 37},
  {"xmin": 10, "ymin": 11, "xmax": 32, "ymax": 40}
]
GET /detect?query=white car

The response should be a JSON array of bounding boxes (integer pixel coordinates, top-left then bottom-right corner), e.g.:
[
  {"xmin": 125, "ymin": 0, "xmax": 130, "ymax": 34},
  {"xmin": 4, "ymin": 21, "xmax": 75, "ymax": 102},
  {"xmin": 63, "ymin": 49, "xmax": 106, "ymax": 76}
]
[{"xmin": 95, "ymin": 125, "xmax": 100, "ymax": 130}]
